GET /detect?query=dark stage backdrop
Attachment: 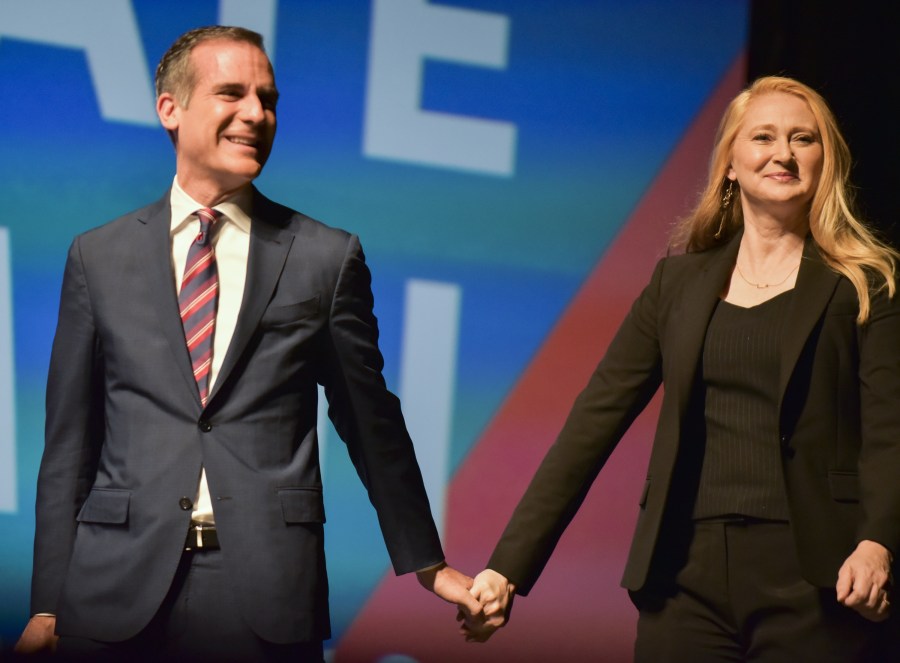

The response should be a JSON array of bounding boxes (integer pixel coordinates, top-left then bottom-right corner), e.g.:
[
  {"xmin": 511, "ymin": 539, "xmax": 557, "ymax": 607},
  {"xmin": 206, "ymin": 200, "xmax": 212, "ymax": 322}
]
[
  {"xmin": 748, "ymin": 1, "xmax": 900, "ymax": 248},
  {"xmin": 1, "ymin": 1, "xmax": 889, "ymax": 661}
]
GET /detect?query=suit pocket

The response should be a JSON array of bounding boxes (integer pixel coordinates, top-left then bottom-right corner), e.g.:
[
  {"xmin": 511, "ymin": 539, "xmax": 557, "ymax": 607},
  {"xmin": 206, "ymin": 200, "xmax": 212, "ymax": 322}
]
[
  {"xmin": 828, "ymin": 471, "xmax": 859, "ymax": 503},
  {"xmin": 279, "ymin": 487, "xmax": 326, "ymax": 524},
  {"xmin": 261, "ymin": 295, "xmax": 320, "ymax": 328},
  {"xmin": 76, "ymin": 488, "xmax": 131, "ymax": 524}
]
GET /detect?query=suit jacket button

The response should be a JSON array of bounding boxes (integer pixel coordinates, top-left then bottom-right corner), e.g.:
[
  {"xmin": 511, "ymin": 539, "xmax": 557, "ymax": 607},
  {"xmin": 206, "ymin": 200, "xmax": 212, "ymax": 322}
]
[
  {"xmin": 198, "ymin": 419, "xmax": 212, "ymax": 432},
  {"xmin": 179, "ymin": 497, "xmax": 193, "ymax": 510}
]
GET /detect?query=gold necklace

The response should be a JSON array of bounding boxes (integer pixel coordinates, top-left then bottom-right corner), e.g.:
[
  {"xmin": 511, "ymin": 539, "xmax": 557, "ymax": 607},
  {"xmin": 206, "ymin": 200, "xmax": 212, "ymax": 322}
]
[{"xmin": 735, "ymin": 261, "xmax": 800, "ymax": 289}]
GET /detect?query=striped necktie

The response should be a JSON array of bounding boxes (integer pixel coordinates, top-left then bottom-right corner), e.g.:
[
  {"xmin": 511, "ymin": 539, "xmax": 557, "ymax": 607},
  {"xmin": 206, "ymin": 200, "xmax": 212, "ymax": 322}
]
[{"xmin": 179, "ymin": 207, "xmax": 220, "ymax": 406}]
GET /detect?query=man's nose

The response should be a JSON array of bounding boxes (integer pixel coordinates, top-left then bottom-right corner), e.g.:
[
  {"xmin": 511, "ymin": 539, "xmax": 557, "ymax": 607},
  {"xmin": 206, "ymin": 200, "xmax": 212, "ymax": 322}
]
[{"xmin": 239, "ymin": 95, "xmax": 265, "ymax": 123}]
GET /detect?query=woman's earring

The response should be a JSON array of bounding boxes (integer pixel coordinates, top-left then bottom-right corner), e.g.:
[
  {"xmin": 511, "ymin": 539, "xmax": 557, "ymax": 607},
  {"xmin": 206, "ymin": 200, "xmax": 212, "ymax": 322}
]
[
  {"xmin": 720, "ymin": 179, "xmax": 735, "ymax": 211},
  {"xmin": 715, "ymin": 180, "xmax": 735, "ymax": 239}
]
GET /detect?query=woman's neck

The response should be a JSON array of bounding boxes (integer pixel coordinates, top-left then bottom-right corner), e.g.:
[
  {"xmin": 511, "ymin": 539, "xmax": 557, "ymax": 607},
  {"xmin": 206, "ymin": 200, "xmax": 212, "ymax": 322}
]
[
  {"xmin": 739, "ymin": 218, "xmax": 808, "ymax": 266},
  {"xmin": 722, "ymin": 214, "xmax": 808, "ymax": 308}
]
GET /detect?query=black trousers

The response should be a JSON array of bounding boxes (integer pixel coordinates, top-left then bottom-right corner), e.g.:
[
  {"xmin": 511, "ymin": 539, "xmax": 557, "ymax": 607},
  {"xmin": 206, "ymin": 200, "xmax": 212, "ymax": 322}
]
[
  {"xmin": 57, "ymin": 548, "xmax": 324, "ymax": 663},
  {"xmin": 633, "ymin": 519, "xmax": 896, "ymax": 663}
]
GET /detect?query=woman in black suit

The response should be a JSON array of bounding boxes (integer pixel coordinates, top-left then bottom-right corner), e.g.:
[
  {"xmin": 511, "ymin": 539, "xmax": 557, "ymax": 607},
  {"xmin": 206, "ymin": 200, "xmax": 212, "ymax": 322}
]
[{"xmin": 463, "ymin": 77, "xmax": 899, "ymax": 661}]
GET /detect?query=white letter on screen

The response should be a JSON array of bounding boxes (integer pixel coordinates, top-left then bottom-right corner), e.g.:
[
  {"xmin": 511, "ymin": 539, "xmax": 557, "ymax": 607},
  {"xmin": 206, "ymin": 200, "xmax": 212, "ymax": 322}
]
[
  {"xmin": 218, "ymin": 0, "xmax": 279, "ymax": 63},
  {"xmin": 398, "ymin": 279, "xmax": 461, "ymax": 534},
  {"xmin": 315, "ymin": 281, "xmax": 461, "ymax": 533},
  {"xmin": 364, "ymin": 0, "xmax": 517, "ymax": 176},
  {"xmin": 0, "ymin": 0, "xmax": 156, "ymax": 126},
  {"xmin": 0, "ymin": 227, "xmax": 17, "ymax": 513},
  {"xmin": 317, "ymin": 384, "xmax": 330, "ymax": 476}
]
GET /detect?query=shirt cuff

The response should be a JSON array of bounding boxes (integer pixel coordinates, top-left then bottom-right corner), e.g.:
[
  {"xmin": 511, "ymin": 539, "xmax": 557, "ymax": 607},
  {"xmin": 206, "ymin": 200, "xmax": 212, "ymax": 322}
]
[{"xmin": 415, "ymin": 560, "xmax": 446, "ymax": 574}]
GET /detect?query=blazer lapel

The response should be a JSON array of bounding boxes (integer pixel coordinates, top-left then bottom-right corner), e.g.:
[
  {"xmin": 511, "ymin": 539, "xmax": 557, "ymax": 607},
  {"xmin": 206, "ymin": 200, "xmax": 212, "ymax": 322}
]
[
  {"xmin": 778, "ymin": 239, "xmax": 840, "ymax": 400},
  {"xmin": 666, "ymin": 234, "xmax": 742, "ymax": 415},
  {"xmin": 137, "ymin": 193, "xmax": 203, "ymax": 403},
  {"xmin": 209, "ymin": 189, "xmax": 295, "ymax": 402}
]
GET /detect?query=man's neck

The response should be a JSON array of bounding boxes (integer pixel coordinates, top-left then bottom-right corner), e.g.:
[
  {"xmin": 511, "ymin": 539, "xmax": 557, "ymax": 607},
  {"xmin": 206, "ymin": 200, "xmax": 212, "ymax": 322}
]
[{"xmin": 175, "ymin": 175, "xmax": 253, "ymax": 208}]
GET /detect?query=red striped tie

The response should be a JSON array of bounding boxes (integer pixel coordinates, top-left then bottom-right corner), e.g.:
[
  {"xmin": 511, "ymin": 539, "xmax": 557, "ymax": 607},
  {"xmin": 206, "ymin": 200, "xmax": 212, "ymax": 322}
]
[{"xmin": 179, "ymin": 207, "xmax": 220, "ymax": 406}]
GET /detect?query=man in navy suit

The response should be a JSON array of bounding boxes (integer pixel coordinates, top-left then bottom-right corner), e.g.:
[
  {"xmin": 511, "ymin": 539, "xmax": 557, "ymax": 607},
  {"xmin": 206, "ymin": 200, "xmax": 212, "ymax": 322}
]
[{"xmin": 16, "ymin": 25, "xmax": 479, "ymax": 661}]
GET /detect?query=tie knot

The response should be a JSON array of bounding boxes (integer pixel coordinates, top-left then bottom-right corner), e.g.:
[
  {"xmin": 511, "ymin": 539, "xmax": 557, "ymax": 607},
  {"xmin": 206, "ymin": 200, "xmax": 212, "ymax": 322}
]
[{"xmin": 194, "ymin": 208, "xmax": 220, "ymax": 244}]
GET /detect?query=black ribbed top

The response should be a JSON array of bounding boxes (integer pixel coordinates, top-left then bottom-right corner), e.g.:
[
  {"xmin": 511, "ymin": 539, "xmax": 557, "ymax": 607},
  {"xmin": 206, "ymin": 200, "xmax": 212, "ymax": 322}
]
[{"xmin": 693, "ymin": 291, "xmax": 792, "ymax": 521}]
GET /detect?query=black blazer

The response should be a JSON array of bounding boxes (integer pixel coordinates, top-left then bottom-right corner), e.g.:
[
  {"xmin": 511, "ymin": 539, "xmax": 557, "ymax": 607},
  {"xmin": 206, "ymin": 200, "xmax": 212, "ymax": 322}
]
[
  {"xmin": 31, "ymin": 188, "xmax": 444, "ymax": 643},
  {"xmin": 488, "ymin": 232, "xmax": 900, "ymax": 595}
]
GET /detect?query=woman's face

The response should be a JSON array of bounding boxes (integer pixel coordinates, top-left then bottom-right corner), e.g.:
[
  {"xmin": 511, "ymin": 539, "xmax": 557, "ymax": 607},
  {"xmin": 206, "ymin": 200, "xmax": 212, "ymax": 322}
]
[{"xmin": 727, "ymin": 91, "xmax": 824, "ymax": 223}]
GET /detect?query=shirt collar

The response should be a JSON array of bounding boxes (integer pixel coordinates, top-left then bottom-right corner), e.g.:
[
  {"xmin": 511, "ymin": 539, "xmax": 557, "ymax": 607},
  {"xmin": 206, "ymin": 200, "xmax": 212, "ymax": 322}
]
[{"xmin": 169, "ymin": 176, "xmax": 253, "ymax": 235}]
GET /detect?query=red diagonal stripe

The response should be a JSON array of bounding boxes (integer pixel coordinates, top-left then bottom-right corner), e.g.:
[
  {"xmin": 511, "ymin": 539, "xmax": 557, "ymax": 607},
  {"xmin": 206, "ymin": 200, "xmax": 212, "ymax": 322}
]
[
  {"xmin": 185, "ymin": 314, "xmax": 216, "ymax": 351},
  {"xmin": 336, "ymin": 53, "xmax": 747, "ymax": 663},
  {"xmin": 192, "ymin": 352, "xmax": 212, "ymax": 378},
  {"xmin": 180, "ymin": 281, "xmax": 218, "ymax": 319},
  {"xmin": 182, "ymin": 250, "xmax": 214, "ymax": 286}
]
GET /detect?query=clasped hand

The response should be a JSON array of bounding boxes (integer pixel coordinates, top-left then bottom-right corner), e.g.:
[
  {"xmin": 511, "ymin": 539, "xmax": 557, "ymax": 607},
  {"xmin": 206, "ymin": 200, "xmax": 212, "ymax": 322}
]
[
  {"xmin": 455, "ymin": 538, "xmax": 895, "ymax": 644},
  {"xmin": 457, "ymin": 569, "xmax": 516, "ymax": 642}
]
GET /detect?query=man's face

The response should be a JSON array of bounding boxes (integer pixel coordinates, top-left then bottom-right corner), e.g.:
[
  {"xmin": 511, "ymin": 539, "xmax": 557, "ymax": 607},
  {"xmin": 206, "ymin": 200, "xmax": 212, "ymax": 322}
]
[{"xmin": 157, "ymin": 39, "xmax": 278, "ymax": 202}]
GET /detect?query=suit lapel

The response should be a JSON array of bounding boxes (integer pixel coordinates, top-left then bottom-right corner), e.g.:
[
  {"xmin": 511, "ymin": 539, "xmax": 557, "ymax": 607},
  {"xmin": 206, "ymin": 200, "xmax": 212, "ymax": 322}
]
[
  {"xmin": 666, "ymin": 234, "xmax": 742, "ymax": 415},
  {"xmin": 209, "ymin": 189, "xmax": 295, "ymax": 402},
  {"xmin": 778, "ymin": 240, "xmax": 840, "ymax": 400},
  {"xmin": 136, "ymin": 194, "xmax": 204, "ymax": 403}
]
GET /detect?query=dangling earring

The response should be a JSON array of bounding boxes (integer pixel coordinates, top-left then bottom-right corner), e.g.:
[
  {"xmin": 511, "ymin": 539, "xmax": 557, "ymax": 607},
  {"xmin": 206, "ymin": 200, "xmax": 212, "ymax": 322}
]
[
  {"xmin": 720, "ymin": 179, "xmax": 735, "ymax": 210},
  {"xmin": 714, "ymin": 216, "xmax": 726, "ymax": 240},
  {"xmin": 715, "ymin": 179, "xmax": 735, "ymax": 239}
]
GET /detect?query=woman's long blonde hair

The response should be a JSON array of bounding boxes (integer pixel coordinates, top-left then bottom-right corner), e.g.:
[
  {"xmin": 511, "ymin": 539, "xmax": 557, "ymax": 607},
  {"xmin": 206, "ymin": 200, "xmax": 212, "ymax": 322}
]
[{"xmin": 673, "ymin": 76, "xmax": 897, "ymax": 322}]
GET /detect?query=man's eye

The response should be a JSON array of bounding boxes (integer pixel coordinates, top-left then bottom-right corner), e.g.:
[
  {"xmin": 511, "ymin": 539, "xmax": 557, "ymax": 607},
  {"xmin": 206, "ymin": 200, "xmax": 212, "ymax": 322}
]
[{"xmin": 216, "ymin": 88, "xmax": 242, "ymax": 99}]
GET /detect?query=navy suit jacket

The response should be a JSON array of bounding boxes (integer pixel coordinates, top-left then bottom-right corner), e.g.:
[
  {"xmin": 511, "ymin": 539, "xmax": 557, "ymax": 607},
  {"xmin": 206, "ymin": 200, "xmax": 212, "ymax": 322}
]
[
  {"xmin": 488, "ymin": 232, "xmax": 900, "ymax": 596},
  {"xmin": 31, "ymin": 188, "xmax": 444, "ymax": 643}
]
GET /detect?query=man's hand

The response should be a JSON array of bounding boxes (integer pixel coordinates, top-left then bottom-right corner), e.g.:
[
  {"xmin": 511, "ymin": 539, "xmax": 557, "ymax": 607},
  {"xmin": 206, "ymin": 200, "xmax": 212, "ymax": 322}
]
[
  {"xmin": 417, "ymin": 562, "xmax": 483, "ymax": 621},
  {"xmin": 460, "ymin": 569, "xmax": 516, "ymax": 643},
  {"xmin": 836, "ymin": 539, "xmax": 893, "ymax": 622},
  {"xmin": 14, "ymin": 615, "xmax": 58, "ymax": 654}
]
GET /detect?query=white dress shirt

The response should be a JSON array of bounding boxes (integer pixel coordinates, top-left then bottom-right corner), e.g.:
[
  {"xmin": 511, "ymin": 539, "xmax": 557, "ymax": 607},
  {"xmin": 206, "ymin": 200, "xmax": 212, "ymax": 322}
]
[{"xmin": 170, "ymin": 177, "xmax": 251, "ymax": 524}]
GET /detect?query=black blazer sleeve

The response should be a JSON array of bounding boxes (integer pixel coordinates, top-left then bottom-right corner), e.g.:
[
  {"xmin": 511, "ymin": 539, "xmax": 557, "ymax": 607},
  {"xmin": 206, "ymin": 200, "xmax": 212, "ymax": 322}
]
[
  {"xmin": 487, "ymin": 257, "xmax": 666, "ymax": 594},
  {"xmin": 855, "ymin": 286, "xmax": 900, "ymax": 555}
]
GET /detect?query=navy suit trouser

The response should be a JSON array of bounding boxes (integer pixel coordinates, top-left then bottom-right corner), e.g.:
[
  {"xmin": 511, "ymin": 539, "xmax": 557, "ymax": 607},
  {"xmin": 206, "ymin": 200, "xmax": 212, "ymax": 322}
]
[{"xmin": 57, "ymin": 548, "xmax": 324, "ymax": 663}]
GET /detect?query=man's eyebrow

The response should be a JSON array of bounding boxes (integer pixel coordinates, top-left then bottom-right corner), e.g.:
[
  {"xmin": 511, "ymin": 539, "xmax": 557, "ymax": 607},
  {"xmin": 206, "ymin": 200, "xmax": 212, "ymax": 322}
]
[{"xmin": 212, "ymin": 82, "xmax": 244, "ymax": 93}]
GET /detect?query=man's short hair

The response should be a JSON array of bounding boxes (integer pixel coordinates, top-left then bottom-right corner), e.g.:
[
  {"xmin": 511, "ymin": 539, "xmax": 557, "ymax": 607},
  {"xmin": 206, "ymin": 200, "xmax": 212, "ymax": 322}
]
[{"xmin": 155, "ymin": 25, "xmax": 266, "ymax": 107}]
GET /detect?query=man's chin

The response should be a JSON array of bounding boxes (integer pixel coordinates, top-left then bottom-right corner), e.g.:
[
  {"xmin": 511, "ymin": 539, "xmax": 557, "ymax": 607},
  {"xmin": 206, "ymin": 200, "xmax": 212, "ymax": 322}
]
[
  {"xmin": 236, "ymin": 157, "xmax": 266, "ymax": 174},
  {"xmin": 223, "ymin": 162, "xmax": 265, "ymax": 186}
]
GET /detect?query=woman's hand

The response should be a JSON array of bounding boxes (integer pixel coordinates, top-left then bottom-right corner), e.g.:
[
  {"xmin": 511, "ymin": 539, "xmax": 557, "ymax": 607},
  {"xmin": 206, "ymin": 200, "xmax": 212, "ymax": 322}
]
[
  {"xmin": 459, "ymin": 569, "xmax": 516, "ymax": 642},
  {"xmin": 836, "ymin": 539, "xmax": 893, "ymax": 622}
]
